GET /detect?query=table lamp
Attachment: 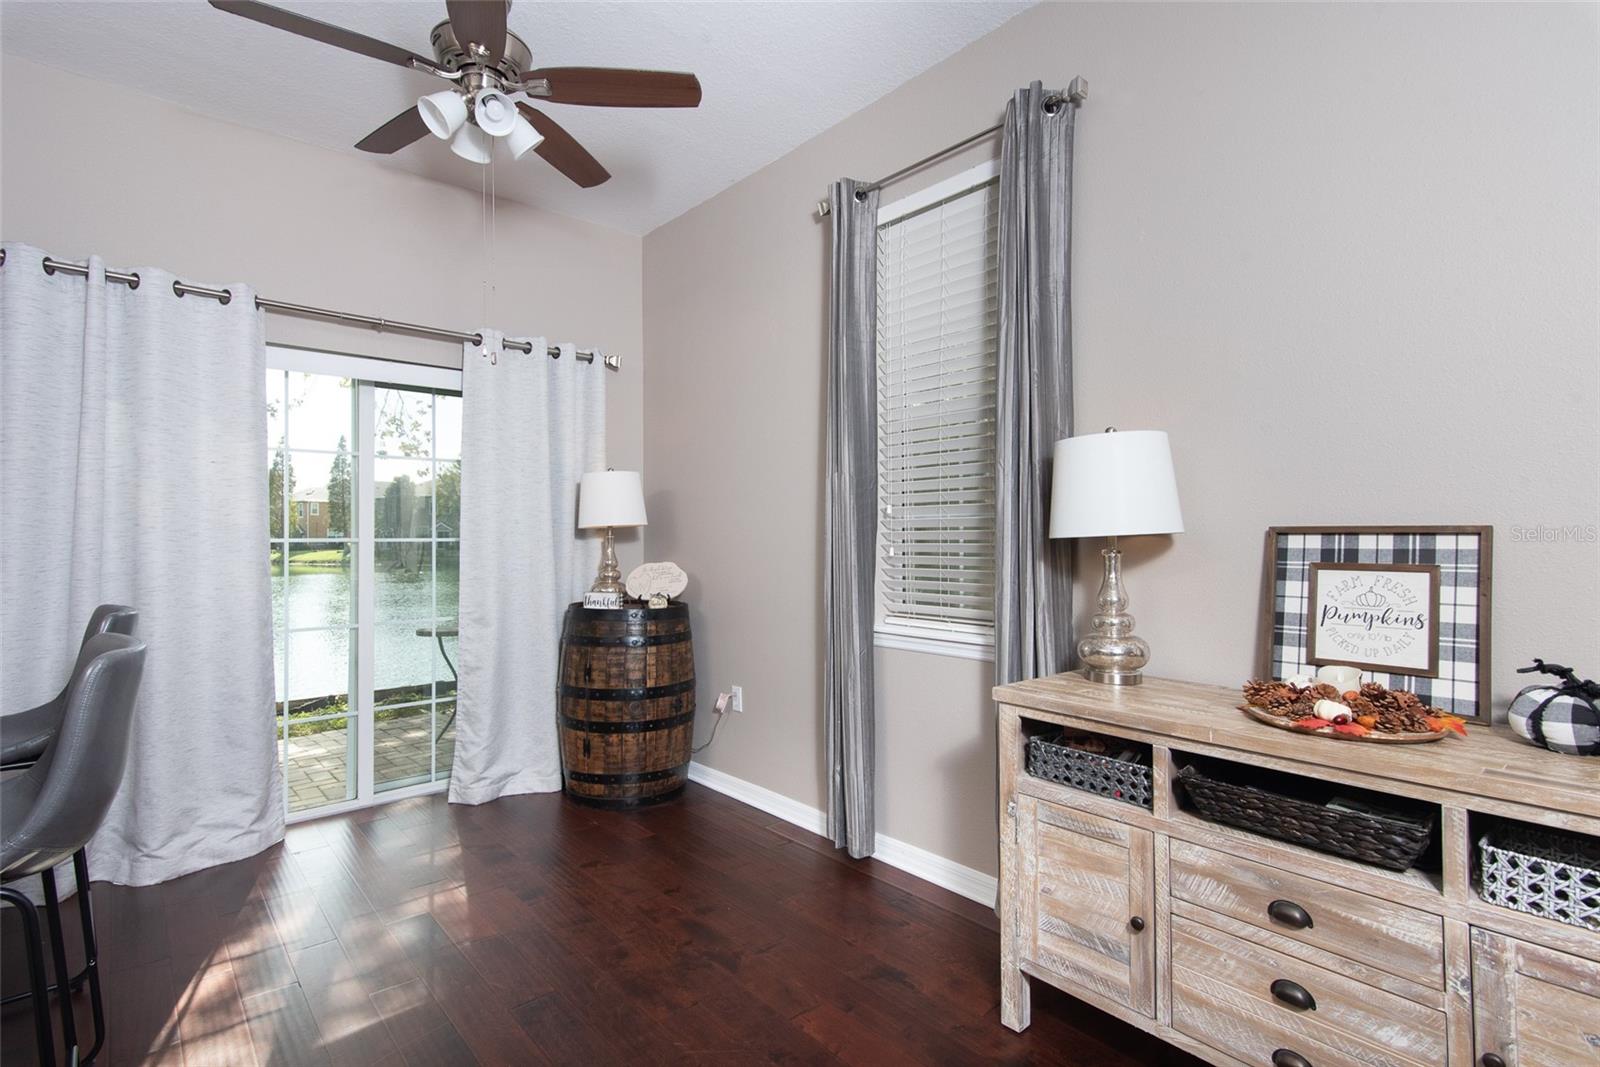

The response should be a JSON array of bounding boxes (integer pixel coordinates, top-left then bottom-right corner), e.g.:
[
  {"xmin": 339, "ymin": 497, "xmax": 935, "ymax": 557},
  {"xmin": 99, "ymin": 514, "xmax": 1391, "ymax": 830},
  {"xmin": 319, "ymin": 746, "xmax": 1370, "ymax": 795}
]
[
  {"xmin": 1049, "ymin": 429, "xmax": 1184, "ymax": 686},
  {"xmin": 578, "ymin": 470, "xmax": 647, "ymax": 595}
]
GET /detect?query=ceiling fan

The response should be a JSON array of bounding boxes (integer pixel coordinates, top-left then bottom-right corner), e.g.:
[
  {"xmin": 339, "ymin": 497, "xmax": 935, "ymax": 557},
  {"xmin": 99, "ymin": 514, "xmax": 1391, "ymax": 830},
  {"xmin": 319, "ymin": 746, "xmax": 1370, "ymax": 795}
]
[{"xmin": 209, "ymin": 0, "xmax": 702, "ymax": 188}]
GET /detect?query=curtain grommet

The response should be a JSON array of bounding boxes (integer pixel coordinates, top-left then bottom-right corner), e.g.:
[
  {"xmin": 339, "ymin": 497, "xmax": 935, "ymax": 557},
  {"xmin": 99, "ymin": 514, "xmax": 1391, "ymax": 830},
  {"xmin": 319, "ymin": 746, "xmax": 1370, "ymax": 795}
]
[
  {"xmin": 219, "ymin": 289, "xmax": 232, "ymax": 306},
  {"xmin": 43, "ymin": 259, "xmax": 57, "ymax": 276},
  {"xmin": 854, "ymin": 188, "xmax": 869, "ymax": 203},
  {"xmin": 127, "ymin": 273, "xmax": 141, "ymax": 291}
]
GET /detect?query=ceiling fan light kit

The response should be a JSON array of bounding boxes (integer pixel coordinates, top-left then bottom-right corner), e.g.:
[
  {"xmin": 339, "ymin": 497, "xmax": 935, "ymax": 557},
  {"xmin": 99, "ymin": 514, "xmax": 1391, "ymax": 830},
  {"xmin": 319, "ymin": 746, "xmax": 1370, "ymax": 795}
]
[
  {"xmin": 418, "ymin": 89, "xmax": 468, "ymax": 139},
  {"xmin": 209, "ymin": 0, "xmax": 703, "ymax": 188},
  {"xmin": 504, "ymin": 116, "xmax": 545, "ymax": 161},
  {"xmin": 449, "ymin": 121, "xmax": 492, "ymax": 164},
  {"xmin": 472, "ymin": 88, "xmax": 519, "ymax": 137}
]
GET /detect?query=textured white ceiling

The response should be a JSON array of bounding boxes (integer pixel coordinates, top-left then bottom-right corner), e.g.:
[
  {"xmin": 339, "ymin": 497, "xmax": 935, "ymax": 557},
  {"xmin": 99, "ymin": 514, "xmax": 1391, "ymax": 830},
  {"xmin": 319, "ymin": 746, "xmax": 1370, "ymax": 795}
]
[{"xmin": 0, "ymin": 1, "xmax": 1030, "ymax": 234}]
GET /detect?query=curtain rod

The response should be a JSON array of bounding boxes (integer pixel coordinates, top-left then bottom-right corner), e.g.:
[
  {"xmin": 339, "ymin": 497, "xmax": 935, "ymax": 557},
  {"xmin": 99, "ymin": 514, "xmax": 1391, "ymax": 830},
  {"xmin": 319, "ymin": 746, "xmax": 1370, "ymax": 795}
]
[
  {"xmin": 0, "ymin": 247, "xmax": 621, "ymax": 370},
  {"xmin": 814, "ymin": 75, "xmax": 1086, "ymax": 217}
]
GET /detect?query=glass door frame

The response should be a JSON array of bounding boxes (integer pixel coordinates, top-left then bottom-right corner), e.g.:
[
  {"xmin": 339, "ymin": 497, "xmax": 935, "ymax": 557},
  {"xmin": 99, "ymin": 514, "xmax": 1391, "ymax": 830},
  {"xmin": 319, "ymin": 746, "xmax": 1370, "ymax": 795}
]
[{"xmin": 268, "ymin": 343, "xmax": 464, "ymax": 824}]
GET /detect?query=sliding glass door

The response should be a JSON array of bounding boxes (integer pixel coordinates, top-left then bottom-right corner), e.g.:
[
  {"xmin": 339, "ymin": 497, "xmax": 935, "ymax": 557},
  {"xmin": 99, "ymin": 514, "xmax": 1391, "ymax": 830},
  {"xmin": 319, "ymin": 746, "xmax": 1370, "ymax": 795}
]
[{"xmin": 266, "ymin": 349, "xmax": 462, "ymax": 817}]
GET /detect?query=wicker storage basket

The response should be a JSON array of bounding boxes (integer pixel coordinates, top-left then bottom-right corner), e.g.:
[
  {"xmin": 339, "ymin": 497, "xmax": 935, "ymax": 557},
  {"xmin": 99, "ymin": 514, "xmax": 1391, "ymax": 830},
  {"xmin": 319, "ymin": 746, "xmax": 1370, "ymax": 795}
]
[
  {"xmin": 1478, "ymin": 824, "xmax": 1600, "ymax": 932},
  {"xmin": 1026, "ymin": 733, "xmax": 1152, "ymax": 810},
  {"xmin": 1176, "ymin": 764, "xmax": 1434, "ymax": 871}
]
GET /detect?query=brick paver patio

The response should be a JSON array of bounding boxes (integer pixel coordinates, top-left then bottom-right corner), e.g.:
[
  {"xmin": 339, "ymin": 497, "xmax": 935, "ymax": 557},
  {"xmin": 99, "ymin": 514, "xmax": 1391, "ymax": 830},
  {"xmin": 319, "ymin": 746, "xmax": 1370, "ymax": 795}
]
[{"xmin": 285, "ymin": 708, "xmax": 456, "ymax": 811}]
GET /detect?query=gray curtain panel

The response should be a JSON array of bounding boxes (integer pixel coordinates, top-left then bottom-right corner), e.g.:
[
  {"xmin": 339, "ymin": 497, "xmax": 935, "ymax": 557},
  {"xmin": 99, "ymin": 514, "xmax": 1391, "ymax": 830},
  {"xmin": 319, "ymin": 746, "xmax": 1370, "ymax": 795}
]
[
  {"xmin": 449, "ymin": 332, "xmax": 604, "ymax": 805},
  {"xmin": 995, "ymin": 82, "xmax": 1077, "ymax": 686},
  {"xmin": 0, "ymin": 242, "xmax": 281, "ymax": 886},
  {"xmin": 824, "ymin": 178, "xmax": 880, "ymax": 859}
]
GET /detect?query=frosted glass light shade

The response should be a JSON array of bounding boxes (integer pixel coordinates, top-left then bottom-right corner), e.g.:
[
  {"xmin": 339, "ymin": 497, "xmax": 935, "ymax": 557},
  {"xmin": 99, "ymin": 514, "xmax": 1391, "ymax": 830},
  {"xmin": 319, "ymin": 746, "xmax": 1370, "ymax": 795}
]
[
  {"xmin": 449, "ymin": 122, "xmax": 491, "ymax": 164},
  {"xmin": 473, "ymin": 88, "xmax": 518, "ymax": 137},
  {"xmin": 504, "ymin": 114, "xmax": 544, "ymax": 160},
  {"xmin": 1049, "ymin": 430, "xmax": 1184, "ymax": 539},
  {"xmin": 578, "ymin": 470, "xmax": 647, "ymax": 529},
  {"xmin": 418, "ymin": 90, "xmax": 467, "ymax": 139}
]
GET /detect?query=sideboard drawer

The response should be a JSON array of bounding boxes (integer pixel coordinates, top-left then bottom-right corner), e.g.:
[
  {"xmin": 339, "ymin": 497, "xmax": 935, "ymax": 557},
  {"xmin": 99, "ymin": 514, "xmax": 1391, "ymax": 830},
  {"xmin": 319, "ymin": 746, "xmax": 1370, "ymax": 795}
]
[
  {"xmin": 1171, "ymin": 915, "xmax": 1448, "ymax": 1067},
  {"xmin": 1169, "ymin": 839, "xmax": 1444, "ymax": 989}
]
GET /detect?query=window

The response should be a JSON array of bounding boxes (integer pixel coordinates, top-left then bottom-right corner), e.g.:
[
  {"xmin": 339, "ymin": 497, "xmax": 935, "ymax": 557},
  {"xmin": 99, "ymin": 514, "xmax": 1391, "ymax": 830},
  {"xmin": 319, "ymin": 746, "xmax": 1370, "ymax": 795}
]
[
  {"xmin": 267, "ymin": 346, "xmax": 463, "ymax": 818},
  {"xmin": 874, "ymin": 161, "xmax": 999, "ymax": 659}
]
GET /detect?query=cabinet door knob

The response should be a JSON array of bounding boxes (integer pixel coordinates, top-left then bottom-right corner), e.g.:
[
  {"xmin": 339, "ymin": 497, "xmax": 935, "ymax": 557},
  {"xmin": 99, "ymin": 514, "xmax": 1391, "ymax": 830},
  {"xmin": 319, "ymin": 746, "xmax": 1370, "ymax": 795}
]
[
  {"xmin": 1271, "ymin": 1050, "xmax": 1312, "ymax": 1067},
  {"xmin": 1267, "ymin": 899, "xmax": 1314, "ymax": 929},
  {"xmin": 1480, "ymin": 1055, "xmax": 1506, "ymax": 1067},
  {"xmin": 1129, "ymin": 915, "xmax": 1145, "ymax": 932},
  {"xmin": 1269, "ymin": 978, "xmax": 1316, "ymax": 1012}
]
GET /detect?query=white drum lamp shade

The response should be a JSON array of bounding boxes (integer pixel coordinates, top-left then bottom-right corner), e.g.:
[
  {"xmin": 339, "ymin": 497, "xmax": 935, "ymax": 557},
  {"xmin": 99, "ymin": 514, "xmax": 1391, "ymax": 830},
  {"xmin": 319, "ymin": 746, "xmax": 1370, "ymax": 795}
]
[
  {"xmin": 578, "ymin": 471, "xmax": 647, "ymax": 529},
  {"xmin": 1049, "ymin": 430, "xmax": 1184, "ymax": 539}
]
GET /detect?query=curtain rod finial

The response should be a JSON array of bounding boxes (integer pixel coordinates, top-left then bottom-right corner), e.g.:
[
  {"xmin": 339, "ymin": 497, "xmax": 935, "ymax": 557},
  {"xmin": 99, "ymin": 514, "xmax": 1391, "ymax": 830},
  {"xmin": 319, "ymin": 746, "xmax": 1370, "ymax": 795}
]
[
  {"xmin": 816, "ymin": 199, "xmax": 832, "ymax": 218},
  {"xmin": 1068, "ymin": 75, "xmax": 1088, "ymax": 104}
]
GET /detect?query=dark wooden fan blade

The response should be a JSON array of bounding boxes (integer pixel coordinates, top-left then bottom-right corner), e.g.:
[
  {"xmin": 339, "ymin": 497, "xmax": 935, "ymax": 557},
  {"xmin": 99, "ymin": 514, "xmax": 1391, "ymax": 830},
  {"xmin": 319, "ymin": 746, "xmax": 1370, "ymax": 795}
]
[
  {"xmin": 447, "ymin": 0, "xmax": 508, "ymax": 64},
  {"xmin": 517, "ymin": 105, "xmax": 610, "ymax": 188},
  {"xmin": 521, "ymin": 67, "xmax": 702, "ymax": 108},
  {"xmin": 355, "ymin": 108, "xmax": 430, "ymax": 154},
  {"xmin": 209, "ymin": 1, "xmax": 435, "ymax": 69}
]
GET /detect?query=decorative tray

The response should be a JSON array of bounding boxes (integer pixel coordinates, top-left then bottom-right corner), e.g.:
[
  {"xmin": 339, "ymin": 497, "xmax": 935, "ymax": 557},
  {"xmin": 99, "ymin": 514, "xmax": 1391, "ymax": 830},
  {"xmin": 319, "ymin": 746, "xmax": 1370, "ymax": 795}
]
[
  {"xmin": 1238, "ymin": 703, "xmax": 1448, "ymax": 744},
  {"xmin": 1238, "ymin": 677, "xmax": 1467, "ymax": 744}
]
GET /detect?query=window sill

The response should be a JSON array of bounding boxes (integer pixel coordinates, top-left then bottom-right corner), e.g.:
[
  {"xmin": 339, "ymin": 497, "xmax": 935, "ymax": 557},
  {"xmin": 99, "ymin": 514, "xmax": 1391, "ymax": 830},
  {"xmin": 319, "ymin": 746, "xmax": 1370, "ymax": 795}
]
[{"xmin": 873, "ymin": 628, "xmax": 995, "ymax": 663}]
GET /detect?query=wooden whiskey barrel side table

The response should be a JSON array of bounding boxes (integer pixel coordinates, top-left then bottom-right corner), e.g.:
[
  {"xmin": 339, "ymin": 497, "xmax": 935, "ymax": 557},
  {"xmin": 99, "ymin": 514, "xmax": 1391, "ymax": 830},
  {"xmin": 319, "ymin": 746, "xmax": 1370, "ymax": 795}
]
[{"xmin": 558, "ymin": 602, "xmax": 694, "ymax": 807}]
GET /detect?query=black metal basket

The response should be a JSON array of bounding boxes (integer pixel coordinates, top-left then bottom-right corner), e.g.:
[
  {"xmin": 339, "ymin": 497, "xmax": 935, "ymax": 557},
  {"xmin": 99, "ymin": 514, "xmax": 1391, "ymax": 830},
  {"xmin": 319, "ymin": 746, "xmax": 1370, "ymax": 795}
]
[
  {"xmin": 1176, "ymin": 764, "xmax": 1434, "ymax": 871},
  {"xmin": 1026, "ymin": 733, "xmax": 1153, "ymax": 810}
]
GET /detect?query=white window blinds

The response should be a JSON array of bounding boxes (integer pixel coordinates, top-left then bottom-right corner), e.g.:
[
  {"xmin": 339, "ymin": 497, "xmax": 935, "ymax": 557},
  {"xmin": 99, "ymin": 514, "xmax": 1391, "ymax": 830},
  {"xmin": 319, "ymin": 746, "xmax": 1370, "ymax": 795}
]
[{"xmin": 875, "ymin": 175, "xmax": 999, "ymax": 636}]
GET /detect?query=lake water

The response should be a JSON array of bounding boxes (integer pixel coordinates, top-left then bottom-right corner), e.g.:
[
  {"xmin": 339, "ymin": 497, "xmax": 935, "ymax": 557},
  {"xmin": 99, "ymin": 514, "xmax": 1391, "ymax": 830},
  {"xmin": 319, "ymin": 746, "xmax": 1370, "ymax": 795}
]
[{"xmin": 272, "ymin": 560, "xmax": 460, "ymax": 705}]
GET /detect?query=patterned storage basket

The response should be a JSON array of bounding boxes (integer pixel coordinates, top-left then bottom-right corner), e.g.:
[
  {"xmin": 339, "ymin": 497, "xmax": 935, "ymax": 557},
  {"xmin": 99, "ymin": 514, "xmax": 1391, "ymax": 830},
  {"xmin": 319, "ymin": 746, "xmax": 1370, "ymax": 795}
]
[
  {"xmin": 1026, "ymin": 733, "xmax": 1152, "ymax": 810},
  {"xmin": 1478, "ymin": 825, "xmax": 1600, "ymax": 932}
]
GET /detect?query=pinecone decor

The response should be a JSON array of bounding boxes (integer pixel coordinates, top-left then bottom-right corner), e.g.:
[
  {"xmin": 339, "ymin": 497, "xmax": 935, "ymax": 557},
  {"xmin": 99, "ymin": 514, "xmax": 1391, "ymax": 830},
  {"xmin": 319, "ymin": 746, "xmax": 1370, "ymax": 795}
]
[
  {"xmin": 1241, "ymin": 675, "xmax": 1468, "ymax": 738},
  {"xmin": 1242, "ymin": 679, "xmax": 1296, "ymax": 710}
]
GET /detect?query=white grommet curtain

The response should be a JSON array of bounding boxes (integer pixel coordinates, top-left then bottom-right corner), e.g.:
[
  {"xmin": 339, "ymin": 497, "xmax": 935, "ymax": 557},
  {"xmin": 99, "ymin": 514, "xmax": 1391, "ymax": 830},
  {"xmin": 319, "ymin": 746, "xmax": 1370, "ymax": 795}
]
[
  {"xmin": 0, "ymin": 242, "xmax": 281, "ymax": 886},
  {"xmin": 449, "ymin": 332, "xmax": 605, "ymax": 805}
]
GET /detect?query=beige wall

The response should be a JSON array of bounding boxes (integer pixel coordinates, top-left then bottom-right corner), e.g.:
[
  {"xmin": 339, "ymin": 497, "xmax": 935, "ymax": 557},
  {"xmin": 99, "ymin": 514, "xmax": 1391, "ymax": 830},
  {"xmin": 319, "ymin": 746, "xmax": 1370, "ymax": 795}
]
[
  {"xmin": 643, "ymin": 2, "xmax": 1599, "ymax": 877},
  {"xmin": 1, "ymin": 55, "xmax": 646, "ymax": 570}
]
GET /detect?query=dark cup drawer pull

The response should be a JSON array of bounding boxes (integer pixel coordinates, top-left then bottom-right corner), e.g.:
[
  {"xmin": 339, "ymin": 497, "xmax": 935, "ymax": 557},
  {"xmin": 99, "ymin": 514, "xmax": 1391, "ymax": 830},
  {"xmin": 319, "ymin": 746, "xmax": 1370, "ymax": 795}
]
[
  {"xmin": 1272, "ymin": 1050, "xmax": 1313, "ymax": 1067},
  {"xmin": 1480, "ymin": 1055, "xmax": 1506, "ymax": 1067},
  {"xmin": 1129, "ymin": 915, "xmax": 1145, "ymax": 932},
  {"xmin": 1267, "ymin": 899, "xmax": 1314, "ymax": 929},
  {"xmin": 1269, "ymin": 978, "xmax": 1316, "ymax": 1012}
]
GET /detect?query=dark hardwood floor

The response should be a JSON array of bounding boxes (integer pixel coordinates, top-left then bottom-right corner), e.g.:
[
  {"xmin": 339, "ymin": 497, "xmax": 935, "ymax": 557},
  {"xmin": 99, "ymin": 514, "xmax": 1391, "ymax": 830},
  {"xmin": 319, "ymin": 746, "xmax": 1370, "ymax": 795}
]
[{"xmin": 2, "ymin": 783, "xmax": 1201, "ymax": 1065}]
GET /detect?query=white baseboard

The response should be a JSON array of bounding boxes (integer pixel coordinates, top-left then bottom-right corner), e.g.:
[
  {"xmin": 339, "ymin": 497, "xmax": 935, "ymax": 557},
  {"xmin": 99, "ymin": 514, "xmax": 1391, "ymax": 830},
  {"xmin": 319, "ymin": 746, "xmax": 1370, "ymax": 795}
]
[
  {"xmin": 687, "ymin": 761, "xmax": 998, "ymax": 908},
  {"xmin": 686, "ymin": 761, "xmax": 827, "ymax": 835}
]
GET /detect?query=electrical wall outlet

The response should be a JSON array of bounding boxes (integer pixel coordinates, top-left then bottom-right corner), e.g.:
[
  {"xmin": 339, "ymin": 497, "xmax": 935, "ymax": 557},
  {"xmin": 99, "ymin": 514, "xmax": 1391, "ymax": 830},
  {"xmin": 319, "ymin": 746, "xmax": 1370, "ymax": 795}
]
[{"xmin": 730, "ymin": 685, "xmax": 744, "ymax": 713}]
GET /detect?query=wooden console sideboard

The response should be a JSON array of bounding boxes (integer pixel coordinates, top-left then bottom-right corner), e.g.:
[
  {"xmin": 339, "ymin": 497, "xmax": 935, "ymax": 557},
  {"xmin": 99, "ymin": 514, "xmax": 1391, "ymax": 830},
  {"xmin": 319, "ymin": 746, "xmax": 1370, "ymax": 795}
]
[{"xmin": 995, "ymin": 674, "xmax": 1600, "ymax": 1067}]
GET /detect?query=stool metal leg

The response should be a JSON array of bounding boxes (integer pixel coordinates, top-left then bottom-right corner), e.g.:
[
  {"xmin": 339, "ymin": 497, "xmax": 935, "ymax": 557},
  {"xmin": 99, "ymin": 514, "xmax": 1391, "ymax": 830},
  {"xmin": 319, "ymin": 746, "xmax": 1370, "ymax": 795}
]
[
  {"xmin": 0, "ymin": 885, "xmax": 57, "ymax": 1067},
  {"xmin": 40, "ymin": 868, "xmax": 79, "ymax": 1061},
  {"xmin": 72, "ymin": 851, "xmax": 105, "ymax": 1064}
]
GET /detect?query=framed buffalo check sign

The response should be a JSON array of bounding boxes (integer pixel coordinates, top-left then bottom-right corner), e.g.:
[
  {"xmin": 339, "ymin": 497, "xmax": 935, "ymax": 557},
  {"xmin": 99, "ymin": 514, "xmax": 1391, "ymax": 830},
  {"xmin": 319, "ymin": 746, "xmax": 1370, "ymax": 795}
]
[{"xmin": 1259, "ymin": 526, "xmax": 1493, "ymax": 717}]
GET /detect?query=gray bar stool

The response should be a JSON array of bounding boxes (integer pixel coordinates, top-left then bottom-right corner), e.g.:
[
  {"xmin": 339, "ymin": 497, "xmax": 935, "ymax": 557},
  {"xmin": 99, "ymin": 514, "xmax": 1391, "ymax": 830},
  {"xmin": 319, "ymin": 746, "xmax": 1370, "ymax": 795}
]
[
  {"xmin": 2, "ymin": 605, "xmax": 137, "ymax": 770},
  {"xmin": 1, "ymin": 632, "xmax": 146, "ymax": 1067}
]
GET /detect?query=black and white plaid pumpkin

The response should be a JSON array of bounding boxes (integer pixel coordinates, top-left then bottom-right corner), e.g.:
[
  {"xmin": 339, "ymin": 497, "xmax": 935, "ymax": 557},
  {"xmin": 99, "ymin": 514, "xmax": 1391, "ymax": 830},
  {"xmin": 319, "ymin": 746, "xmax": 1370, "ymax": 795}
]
[{"xmin": 1508, "ymin": 659, "xmax": 1600, "ymax": 757}]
